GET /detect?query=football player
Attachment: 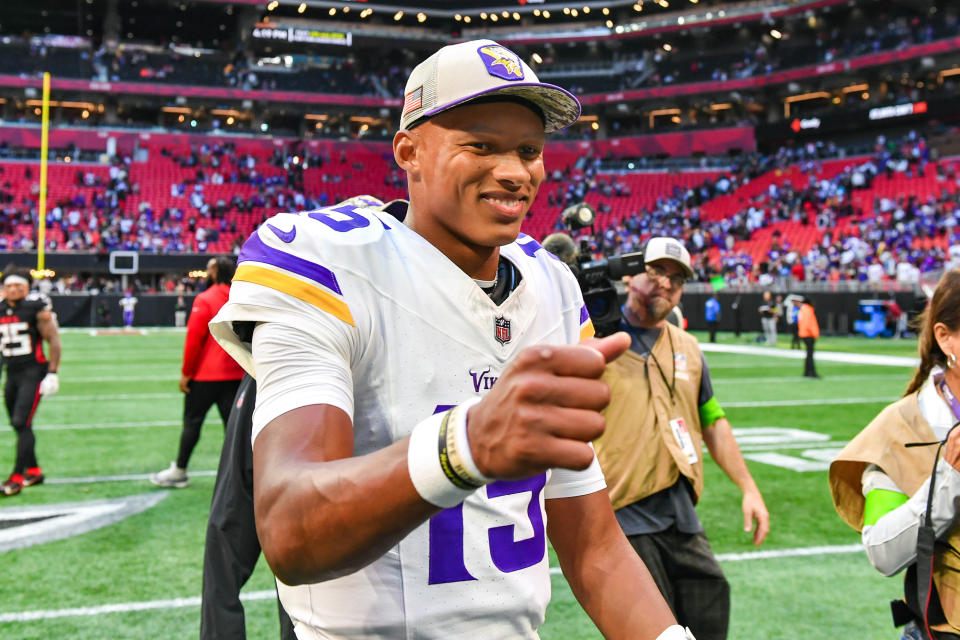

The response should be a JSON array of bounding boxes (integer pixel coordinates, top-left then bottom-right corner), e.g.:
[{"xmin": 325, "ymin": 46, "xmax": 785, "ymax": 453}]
[
  {"xmin": 211, "ymin": 41, "xmax": 691, "ymax": 639},
  {"xmin": 0, "ymin": 266, "xmax": 60, "ymax": 497}
]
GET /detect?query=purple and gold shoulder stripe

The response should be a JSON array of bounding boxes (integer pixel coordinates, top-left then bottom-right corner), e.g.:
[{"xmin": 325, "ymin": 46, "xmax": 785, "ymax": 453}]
[
  {"xmin": 233, "ymin": 227, "xmax": 355, "ymax": 326},
  {"xmin": 579, "ymin": 304, "xmax": 595, "ymax": 340}
]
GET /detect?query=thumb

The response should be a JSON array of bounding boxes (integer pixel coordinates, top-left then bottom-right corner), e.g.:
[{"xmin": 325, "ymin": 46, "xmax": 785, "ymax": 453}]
[{"xmin": 582, "ymin": 331, "xmax": 631, "ymax": 364}]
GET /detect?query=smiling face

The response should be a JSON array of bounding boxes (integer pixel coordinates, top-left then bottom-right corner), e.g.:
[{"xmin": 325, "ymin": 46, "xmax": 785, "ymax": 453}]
[{"xmin": 394, "ymin": 101, "xmax": 546, "ymax": 279}]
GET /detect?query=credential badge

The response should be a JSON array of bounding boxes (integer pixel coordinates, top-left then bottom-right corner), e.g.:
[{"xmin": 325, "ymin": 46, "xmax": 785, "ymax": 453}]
[{"xmin": 494, "ymin": 316, "xmax": 512, "ymax": 345}]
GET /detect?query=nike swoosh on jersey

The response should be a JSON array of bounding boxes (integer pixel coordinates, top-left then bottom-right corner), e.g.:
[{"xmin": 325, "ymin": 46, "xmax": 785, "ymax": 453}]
[{"xmin": 267, "ymin": 223, "xmax": 296, "ymax": 243}]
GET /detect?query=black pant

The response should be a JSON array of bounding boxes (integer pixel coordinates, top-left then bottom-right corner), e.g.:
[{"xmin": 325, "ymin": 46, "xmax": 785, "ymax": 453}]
[
  {"xmin": 627, "ymin": 527, "xmax": 730, "ymax": 640},
  {"xmin": 177, "ymin": 379, "xmax": 241, "ymax": 469},
  {"xmin": 707, "ymin": 321, "xmax": 719, "ymax": 343},
  {"xmin": 791, "ymin": 323, "xmax": 801, "ymax": 349},
  {"xmin": 5, "ymin": 365, "xmax": 47, "ymax": 475},
  {"xmin": 201, "ymin": 375, "xmax": 294, "ymax": 640},
  {"xmin": 803, "ymin": 337, "xmax": 818, "ymax": 377}
]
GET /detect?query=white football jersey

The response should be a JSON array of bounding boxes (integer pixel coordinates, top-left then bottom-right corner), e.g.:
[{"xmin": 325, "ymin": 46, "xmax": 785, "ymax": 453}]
[{"xmin": 210, "ymin": 200, "xmax": 602, "ymax": 640}]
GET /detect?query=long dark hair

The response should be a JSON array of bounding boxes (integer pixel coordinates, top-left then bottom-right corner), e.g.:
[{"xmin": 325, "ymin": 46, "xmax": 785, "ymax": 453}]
[{"xmin": 905, "ymin": 269, "xmax": 960, "ymax": 395}]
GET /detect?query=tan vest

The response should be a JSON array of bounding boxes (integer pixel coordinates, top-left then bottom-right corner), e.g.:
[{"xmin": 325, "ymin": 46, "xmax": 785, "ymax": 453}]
[
  {"xmin": 595, "ymin": 322, "xmax": 704, "ymax": 510},
  {"xmin": 829, "ymin": 393, "xmax": 960, "ymax": 632}
]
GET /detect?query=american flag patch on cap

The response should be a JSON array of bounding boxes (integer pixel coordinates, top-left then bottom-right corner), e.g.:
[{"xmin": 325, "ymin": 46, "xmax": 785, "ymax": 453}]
[{"xmin": 403, "ymin": 86, "xmax": 423, "ymax": 115}]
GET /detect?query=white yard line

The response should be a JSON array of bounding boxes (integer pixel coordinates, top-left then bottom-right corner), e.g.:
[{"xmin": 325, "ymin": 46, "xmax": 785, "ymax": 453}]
[
  {"xmin": 46, "ymin": 471, "xmax": 217, "ymax": 484},
  {"xmin": 0, "ymin": 544, "xmax": 865, "ymax": 623},
  {"xmin": 723, "ymin": 397, "xmax": 897, "ymax": 408},
  {"xmin": 713, "ymin": 373, "xmax": 903, "ymax": 384},
  {"xmin": 700, "ymin": 343, "xmax": 918, "ymax": 367},
  {"xmin": 0, "ymin": 420, "xmax": 217, "ymax": 433}
]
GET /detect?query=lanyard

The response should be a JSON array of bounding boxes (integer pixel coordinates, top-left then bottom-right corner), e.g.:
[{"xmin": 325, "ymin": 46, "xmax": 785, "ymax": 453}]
[
  {"xmin": 627, "ymin": 323, "xmax": 677, "ymax": 405},
  {"xmin": 935, "ymin": 372, "xmax": 960, "ymax": 423}
]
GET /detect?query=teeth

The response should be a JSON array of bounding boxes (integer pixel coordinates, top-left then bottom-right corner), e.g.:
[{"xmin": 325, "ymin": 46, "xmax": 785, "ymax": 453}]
[{"xmin": 485, "ymin": 197, "xmax": 521, "ymax": 208}]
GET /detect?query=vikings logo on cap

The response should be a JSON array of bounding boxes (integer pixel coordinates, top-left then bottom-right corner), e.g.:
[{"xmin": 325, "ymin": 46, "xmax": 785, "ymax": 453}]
[{"xmin": 477, "ymin": 44, "xmax": 524, "ymax": 81}]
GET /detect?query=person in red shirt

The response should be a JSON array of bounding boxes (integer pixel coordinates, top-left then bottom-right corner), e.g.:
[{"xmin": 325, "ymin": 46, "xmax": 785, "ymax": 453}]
[{"xmin": 151, "ymin": 257, "xmax": 244, "ymax": 488}]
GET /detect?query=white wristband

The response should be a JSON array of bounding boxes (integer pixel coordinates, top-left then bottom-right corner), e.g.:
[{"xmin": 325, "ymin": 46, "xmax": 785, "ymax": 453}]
[
  {"xmin": 449, "ymin": 397, "xmax": 492, "ymax": 486},
  {"xmin": 408, "ymin": 406, "xmax": 480, "ymax": 508},
  {"xmin": 656, "ymin": 625, "xmax": 696, "ymax": 640}
]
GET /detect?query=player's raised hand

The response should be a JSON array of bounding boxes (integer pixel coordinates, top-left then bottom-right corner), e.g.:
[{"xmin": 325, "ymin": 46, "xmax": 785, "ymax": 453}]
[{"xmin": 465, "ymin": 332, "xmax": 631, "ymax": 479}]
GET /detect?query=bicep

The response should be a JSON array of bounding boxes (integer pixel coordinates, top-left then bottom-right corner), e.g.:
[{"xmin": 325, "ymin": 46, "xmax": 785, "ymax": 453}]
[
  {"xmin": 36, "ymin": 310, "xmax": 58, "ymax": 340},
  {"xmin": 250, "ymin": 319, "xmax": 356, "ymax": 441},
  {"xmin": 547, "ymin": 489, "xmax": 623, "ymax": 567}
]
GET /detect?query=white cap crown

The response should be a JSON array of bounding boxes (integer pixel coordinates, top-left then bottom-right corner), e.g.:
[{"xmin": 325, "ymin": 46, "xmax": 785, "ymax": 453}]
[{"xmin": 400, "ymin": 39, "xmax": 581, "ymax": 133}]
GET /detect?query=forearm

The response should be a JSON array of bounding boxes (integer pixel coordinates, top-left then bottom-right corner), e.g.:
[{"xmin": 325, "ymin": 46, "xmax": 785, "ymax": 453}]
[
  {"xmin": 46, "ymin": 335, "xmax": 61, "ymax": 371},
  {"xmin": 567, "ymin": 536, "xmax": 675, "ymax": 638},
  {"xmin": 548, "ymin": 493, "xmax": 676, "ymax": 639},
  {"xmin": 862, "ymin": 460, "xmax": 960, "ymax": 576},
  {"xmin": 255, "ymin": 433, "xmax": 441, "ymax": 585},
  {"xmin": 702, "ymin": 418, "xmax": 759, "ymax": 495}
]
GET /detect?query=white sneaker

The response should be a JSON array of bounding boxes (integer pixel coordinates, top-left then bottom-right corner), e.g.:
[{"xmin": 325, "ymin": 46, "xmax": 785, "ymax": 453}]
[{"xmin": 150, "ymin": 462, "xmax": 189, "ymax": 488}]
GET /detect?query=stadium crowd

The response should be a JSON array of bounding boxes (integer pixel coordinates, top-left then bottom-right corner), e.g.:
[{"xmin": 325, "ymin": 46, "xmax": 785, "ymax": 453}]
[{"xmin": 1, "ymin": 126, "xmax": 959, "ymax": 288}]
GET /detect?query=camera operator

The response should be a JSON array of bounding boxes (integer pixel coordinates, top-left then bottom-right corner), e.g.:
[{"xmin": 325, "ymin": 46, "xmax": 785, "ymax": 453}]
[{"xmin": 593, "ymin": 237, "xmax": 770, "ymax": 640}]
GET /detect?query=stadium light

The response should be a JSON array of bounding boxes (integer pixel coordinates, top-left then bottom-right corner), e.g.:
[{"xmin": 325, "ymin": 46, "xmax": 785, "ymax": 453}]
[
  {"xmin": 571, "ymin": 9, "xmax": 578, "ymax": 17},
  {"xmin": 563, "ymin": 8, "xmax": 570, "ymax": 15},
  {"xmin": 394, "ymin": 11, "xmax": 403, "ymax": 20},
  {"xmin": 605, "ymin": 20, "xmax": 613, "ymax": 28},
  {"xmin": 266, "ymin": 1, "xmax": 278, "ymax": 11},
  {"xmin": 513, "ymin": 12, "xmax": 520, "ymax": 20},
  {"xmin": 583, "ymin": 6, "xmax": 590, "ymax": 13},
  {"xmin": 543, "ymin": 10, "xmax": 551, "ymax": 18},
  {"xmin": 502, "ymin": 10, "xmax": 509, "ymax": 18},
  {"xmin": 329, "ymin": 7, "xmax": 336, "ymax": 16},
  {"xmin": 602, "ymin": 7, "xmax": 610, "ymax": 15},
  {"xmin": 770, "ymin": 29, "xmax": 782, "ymax": 39},
  {"xmin": 534, "ymin": 9, "xmax": 541, "ymax": 16},
  {"xmin": 532, "ymin": 52, "xmax": 543, "ymax": 63},
  {"xmin": 663, "ymin": 43, "xmax": 672, "ymax": 52},
  {"xmin": 298, "ymin": 3, "xmax": 306, "ymax": 14},
  {"xmin": 491, "ymin": 14, "xmax": 499, "ymax": 21},
  {"xmin": 455, "ymin": 13, "xmax": 462, "ymax": 21},
  {"xmin": 463, "ymin": 15, "xmax": 471, "ymax": 22},
  {"xmin": 417, "ymin": 12, "xmax": 426, "ymax": 22},
  {"xmin": 480, "ymin": 12, "xmax": 487, "ymax": 19}
]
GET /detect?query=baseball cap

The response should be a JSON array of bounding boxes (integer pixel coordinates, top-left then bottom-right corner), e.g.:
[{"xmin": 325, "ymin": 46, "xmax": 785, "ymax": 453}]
[
  {"xmin": 399, "ymin": 39, "xmax": 581, "ymax": 133},
  {"xmin": 644, "ymin": 237, "xmax": 694, "ymax": 279}
]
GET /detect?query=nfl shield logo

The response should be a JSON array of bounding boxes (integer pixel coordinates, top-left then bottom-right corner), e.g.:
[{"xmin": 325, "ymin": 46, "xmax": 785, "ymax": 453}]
[{"xmin": 494, "ymin": 316, "xmax": 511, "ymax": 345}]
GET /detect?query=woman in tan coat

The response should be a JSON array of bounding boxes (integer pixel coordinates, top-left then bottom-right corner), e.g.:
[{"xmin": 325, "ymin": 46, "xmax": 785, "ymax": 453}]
[{"xmin": 830, "ymin": 270, "xmax": 960, "ymax": 639}]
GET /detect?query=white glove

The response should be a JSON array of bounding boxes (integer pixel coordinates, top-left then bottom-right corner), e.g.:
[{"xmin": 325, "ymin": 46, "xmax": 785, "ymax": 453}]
[
  {"xmin": 39, "ymin": 372, "xmax": 59, "ymax": 396},
  {"xmin": 656, "ymin": 626, "xmax": 697, "ymax": 640}
]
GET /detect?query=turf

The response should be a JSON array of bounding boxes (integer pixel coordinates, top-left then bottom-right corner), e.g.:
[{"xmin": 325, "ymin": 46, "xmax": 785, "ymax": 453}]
[{"xmin": 0, "ymin": 329, "xmax": 919, "ymax": 638}]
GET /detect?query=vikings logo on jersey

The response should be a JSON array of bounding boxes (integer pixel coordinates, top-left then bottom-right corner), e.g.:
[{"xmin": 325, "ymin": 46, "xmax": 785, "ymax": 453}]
[{"xmin": 478, "ymin": 44, "xmax": 524, "ymax": 81}]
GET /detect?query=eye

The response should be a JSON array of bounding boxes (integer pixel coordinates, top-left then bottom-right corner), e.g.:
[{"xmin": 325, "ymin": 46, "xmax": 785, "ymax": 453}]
[{"xmin": 467, "ymin": 142, "xmax": 490, "ymax": 151}]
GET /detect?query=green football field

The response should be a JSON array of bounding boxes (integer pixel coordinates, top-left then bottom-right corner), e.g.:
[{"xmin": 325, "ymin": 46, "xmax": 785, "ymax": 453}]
[{"xmin": 0, "ymin": 328, "xmax": 922, "ymax": 639}]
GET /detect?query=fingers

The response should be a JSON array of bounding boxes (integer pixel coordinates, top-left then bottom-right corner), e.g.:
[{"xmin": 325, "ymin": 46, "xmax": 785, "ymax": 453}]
[
  {"xmin": 754, "ymin": 512, "xmax": 770, "ymax": 546},
  {"xmin": 515, "ymin": 375, "xmax": 613, "ymax": 413},
  {"xmin": 514, "ymin": 333, "xmax": 630, "ymax": 379},
  {"xmin": 582, "ymin": 331, "xmax": 632, "ymax": 364}
]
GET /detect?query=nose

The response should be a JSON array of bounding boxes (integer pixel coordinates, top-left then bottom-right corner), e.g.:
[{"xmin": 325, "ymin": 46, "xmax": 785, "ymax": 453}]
[{"xmin": 491, "ymin": 152, "xmax": 532, "ymax": 189}]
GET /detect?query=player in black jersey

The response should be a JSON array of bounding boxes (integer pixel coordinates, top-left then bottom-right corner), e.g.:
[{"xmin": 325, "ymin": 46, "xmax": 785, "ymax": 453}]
[{"xmin": 0, "ymin": 267, "xmax": 61, "ymax": 497}]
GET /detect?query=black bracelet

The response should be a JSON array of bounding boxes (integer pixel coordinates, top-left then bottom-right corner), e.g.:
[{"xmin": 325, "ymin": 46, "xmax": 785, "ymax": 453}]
[{"xmin": 437, "ymin": 410, "xmax": 484, "ymax": 490}]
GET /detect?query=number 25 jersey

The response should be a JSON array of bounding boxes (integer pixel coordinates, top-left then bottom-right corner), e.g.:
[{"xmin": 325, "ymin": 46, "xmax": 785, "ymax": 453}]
[
  {"xmin": 0, "ymin": 294, "xmax": 51, "ymax": 370},
  {"xmin": 210, "ymin": 201, "xmax": 603, "ymax": 640}
]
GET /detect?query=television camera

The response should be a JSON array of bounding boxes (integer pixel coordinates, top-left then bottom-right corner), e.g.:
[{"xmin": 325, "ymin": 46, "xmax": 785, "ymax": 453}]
[{"xmin": 544, "ymin": 203, "xmax": 645, "ymax": 337}]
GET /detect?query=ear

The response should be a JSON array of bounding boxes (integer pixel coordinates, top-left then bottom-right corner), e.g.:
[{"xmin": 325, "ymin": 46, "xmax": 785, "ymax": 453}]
[
  {"xmin": 934, "ymin": 322, "xmax": 953, "ymax": 357},
  {"xmin": 393, "ymin": 130, "xmax": 419, "ymax": 178}
]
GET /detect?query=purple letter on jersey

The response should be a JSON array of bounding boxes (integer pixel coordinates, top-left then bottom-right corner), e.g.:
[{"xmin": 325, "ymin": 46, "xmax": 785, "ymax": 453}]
[{"xmin": 487, "ymin": 475, "xmax": 547, "ymax": 573}]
